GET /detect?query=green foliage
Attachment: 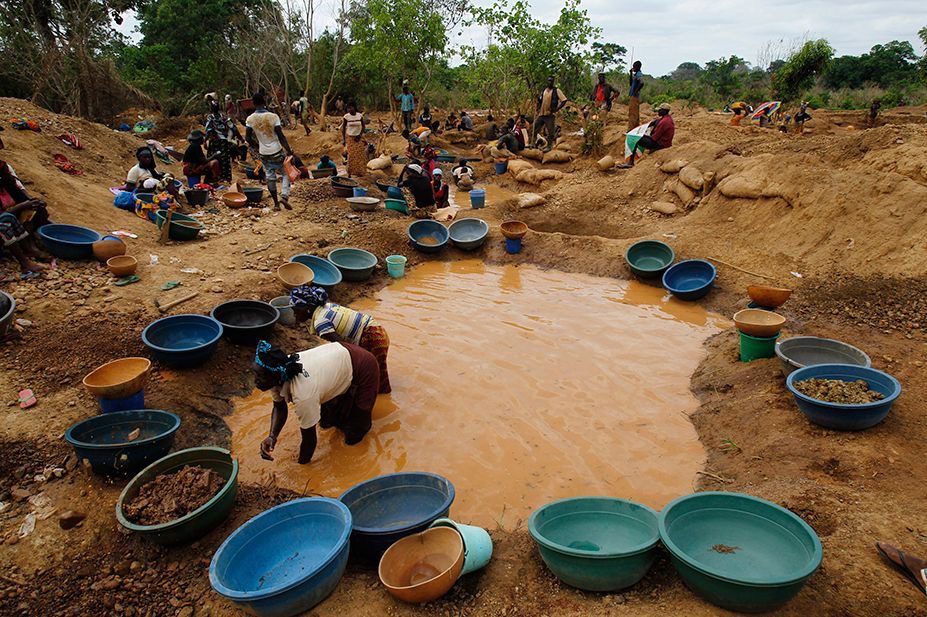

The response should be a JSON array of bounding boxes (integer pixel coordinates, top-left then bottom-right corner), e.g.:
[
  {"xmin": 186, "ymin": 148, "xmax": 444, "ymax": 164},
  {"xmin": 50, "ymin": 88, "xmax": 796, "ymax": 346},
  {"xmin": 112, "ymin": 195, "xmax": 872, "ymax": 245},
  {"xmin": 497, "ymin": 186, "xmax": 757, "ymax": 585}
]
[
  {"xmin": 824, "ymin": 40, "xmax": 919, "ymax": 90},
  {"xmin": 772, "ymin": 39, "xmax": 834, "ymax": 102},
  {"xmin": 591, "ymin": 42, "xmax": 627, "ymax": 73},
  {"xmin": 699, "ymin": 56, "xmax": 748, "ymax": 100}
]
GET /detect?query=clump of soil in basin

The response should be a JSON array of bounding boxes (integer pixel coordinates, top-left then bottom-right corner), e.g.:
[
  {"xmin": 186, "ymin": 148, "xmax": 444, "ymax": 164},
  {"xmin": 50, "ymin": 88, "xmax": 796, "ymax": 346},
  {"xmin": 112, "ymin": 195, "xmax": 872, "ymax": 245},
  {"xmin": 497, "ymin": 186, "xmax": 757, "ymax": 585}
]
[
  {"xmin": 124, "ymin": 465, "xmax": 224, "ymax": 525},
  {"xmin": 794, "ymin": 378, "xmax": 884, "ymax": 404}
]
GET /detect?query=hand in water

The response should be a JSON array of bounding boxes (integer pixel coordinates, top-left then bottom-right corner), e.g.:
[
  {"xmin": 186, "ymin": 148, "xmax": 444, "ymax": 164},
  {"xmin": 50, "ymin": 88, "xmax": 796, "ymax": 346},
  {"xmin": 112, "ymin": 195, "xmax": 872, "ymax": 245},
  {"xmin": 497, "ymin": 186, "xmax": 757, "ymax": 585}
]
[{"xmin": 260, "ymin": 436, "xmax": 276, "ymax": 461}]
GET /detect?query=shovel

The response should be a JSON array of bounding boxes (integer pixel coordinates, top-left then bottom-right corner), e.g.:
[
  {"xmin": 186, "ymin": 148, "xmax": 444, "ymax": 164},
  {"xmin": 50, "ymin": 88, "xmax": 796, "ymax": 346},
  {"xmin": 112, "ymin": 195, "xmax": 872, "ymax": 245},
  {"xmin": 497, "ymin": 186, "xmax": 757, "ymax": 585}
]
[{"xmin": 159, "ymin": 208, "xmax": 173, "ymax": 244}]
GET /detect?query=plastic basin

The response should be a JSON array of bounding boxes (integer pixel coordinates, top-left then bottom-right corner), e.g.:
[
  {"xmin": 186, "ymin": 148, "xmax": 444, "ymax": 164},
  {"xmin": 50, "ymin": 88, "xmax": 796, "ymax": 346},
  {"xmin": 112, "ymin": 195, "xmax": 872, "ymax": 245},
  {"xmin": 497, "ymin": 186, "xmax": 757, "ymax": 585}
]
[
  {"xmin": 211, "ymin": 300, "xmax": 279, "ymax": 345},
  {"xmin": 327, "ymin": 248, "xmax": 378, "ymax": 282},
  {"xmin": 747, "ymin": 285, "xmax": 792, "ymax": 308},
  {"xmin": 242, "ymin": 187, "xmax": 264, "ymax": 203},
  {"xmin": 448, "ymin": 218, "xmax": 489, "ymax": 251},
  {"xmin": 271, "ymin": 296, "xmax": 295, "ymax": 326},
  {"xmin": 408, "ymin": 220, "xmax": 449, "ymax": 253},
  {"xmin": 659, "ymin": 491, "xmax": 823, "ymax": 613},
  {"xmin": 223, "ymin": 192, "xmax": 248, "ymax": 208},
  {"xmin": 740, "ymin": 332, "xmax": 779, "ymax": 362},
  {"xmin": 378, "ymin": 527, "xmax": 465, "ymax": 604},
  {"xmin": 276, "ymin": 262, "xmax": 314, "ymax": 290},
  {"xmin": 92, "ymin": 237, "xmax": 127, "ymax": 262},
  {"xmin": 290, "ymin": 254, "xmax": 343, "ymax": 288},
  {"xmin": 386, "ymin": 255, "xmax": 407, "ymax": 278},
  {"xmin": 352, "ymin": 187, "xmax": 368, "ymax": 198},
  {"xmin": 210, "ymin": 498, "xmax": 351, "ymax": 617},
  {"xmin": 786, "ymin": 363, "xmax": 901, "ymax": 430},
  {"xmin": 469, "ymin": 189, "xmax": 486, "ymax": 209},
  {"xmin": 734, "ymin": 309, "xmax": 786, "ymax": 338},
  {"xmin": 346, "ymin": 196, "xmax": 381, "ymax": 212},
  {"xmin": 662, "ymin": 259, "xmax": 716, "ymax": 301},
  {"xmin": 0, "ymin": 291, "xmax": 15, "ymax": 337},
  {"xmin": 375, "ymin": 180, "xmax": 396, "ymax": 193},
  {"xmin": 331, "ymin": 176, "xmax": 359, "ymax": 189},
  {"xmin": 529, "ymin": 497, "xmax": 659, "ymax": 591},
  {"xmin": 775, "ymin": 336, "xmax": 871, "ymax": 377},
  {"xmin": 339, "ymin": 472, "xmax": 455, "ymax": 562},
  {"xmin": 64, "ymin": 410, "xmax": 180, "ymax": 476},
  {"xmin": 429, "ymin": 518, "xmax": 493, "ymax": 575},
  {"xmin": 385, "ymin": 198, "xmax": 409, "ymax": 214},
  {"xmin": 625, "ymin": 240, "xmax": 675, "ymax": 279},
  {"xmin": 155, "ymin": 211, "xmax": 204, "ymax": 241},
  {"xmin": 500, "ymin": 221, "xmax": 528, "ymax": 240},
  {"xmin": 98, "ymin": 390, "xmax": 145, "ymax": 414},
  {"xmin": 83, "ymin": 357, "xmax": 151, "ymax": 399},
  {"xmin": 311, "ymin": 167, "xmax": 336, "ymax": 179},
  {"xmin": 186, "ymin": 189, "xmax": 209, "ymax": 206},
  {"xmin": 107, "ymin": 255, "xmax": 138, "ymax": 277},
  {"xmin": 37, "ymin": 224, "xmax": 102, "ymax": 260},
  {"xmin": 142, "ymin": 314, "xmax": 224, "ymax": 368}
]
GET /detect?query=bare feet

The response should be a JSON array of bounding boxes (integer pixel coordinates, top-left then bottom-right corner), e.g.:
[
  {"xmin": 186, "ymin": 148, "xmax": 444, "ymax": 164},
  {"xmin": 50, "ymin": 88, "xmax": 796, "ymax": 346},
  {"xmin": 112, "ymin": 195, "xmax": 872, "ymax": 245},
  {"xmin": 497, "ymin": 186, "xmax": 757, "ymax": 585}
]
[{"xmin": 21, "ymin": 260, "xmax": 47, "ymax": 273}]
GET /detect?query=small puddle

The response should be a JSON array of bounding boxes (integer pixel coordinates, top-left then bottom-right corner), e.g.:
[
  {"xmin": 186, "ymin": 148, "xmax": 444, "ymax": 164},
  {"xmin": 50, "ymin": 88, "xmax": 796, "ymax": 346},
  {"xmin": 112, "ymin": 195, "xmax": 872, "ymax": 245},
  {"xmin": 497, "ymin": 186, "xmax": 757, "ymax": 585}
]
[{"xmin": 229, "ymin": 261, "xmax": 724, "ymax": 527}]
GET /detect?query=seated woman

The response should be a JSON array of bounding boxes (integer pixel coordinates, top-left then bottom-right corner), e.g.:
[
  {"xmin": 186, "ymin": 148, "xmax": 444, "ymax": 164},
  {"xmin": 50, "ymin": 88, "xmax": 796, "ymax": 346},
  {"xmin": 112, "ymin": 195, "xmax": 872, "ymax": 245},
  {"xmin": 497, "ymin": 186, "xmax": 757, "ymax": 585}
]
[
  {"xmin": 125, "ymin": 147, "xmax": 181, "ymax": 198},
  {"xmin": 451, "ymin": 158, "xmax": 475, "ymax": 189},
  {"xmin": 398, "ymin": 163, "xmax": 436, "ymax": 210},
  {"xmin": 289, "ymin": 285, "xmax": 390, "ymax": 394},
  {"xmin": 317, "ymin": 155, "xmax": 338, "ymax": 171},
  {"xmin": 254, "ymin": 339, "xmax": 380, "ymax": 464},
  {"xmin": 182, "ymin": 130, "xmax": 220, "ymax": 184},
  {"xmin": 1, "ymin": 160, "xmax": 50, "ymax": 273},
  {"xmin": 432, "ymin": 169, "xmax": 449, "ymax": 208}
]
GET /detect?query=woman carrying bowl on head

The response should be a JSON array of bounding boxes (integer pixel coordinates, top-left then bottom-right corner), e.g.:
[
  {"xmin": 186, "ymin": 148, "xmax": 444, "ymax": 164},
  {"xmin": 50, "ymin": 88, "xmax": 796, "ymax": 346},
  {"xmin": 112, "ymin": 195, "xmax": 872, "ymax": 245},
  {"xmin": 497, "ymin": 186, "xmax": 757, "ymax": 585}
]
[
  {"xmin": 254, "ymin": 339, "xmax": 380, "ymax": 464},
  {"xmin": 289, "ymin": 285, "xmax": 391, "ymax": 394}
]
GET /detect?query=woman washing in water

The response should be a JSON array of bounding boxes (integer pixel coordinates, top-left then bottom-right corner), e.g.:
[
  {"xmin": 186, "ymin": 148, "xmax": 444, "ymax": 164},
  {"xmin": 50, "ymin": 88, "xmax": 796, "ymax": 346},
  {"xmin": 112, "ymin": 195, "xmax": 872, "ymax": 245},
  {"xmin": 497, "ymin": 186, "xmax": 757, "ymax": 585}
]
[
  {"xmin": 254, "ymin": 339, "xmax": 381, "ymax": 464},
  {"xmin": 289, "ymin": 285, "xmax": 391, "ymax": 394}
]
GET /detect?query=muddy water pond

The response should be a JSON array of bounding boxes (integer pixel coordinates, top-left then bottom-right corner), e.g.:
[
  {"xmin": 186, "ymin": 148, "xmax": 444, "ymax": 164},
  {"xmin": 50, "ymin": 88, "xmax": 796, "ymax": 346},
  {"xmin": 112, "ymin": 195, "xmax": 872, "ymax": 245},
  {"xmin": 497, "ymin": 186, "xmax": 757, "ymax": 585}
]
[{"xmin": 230, "ymin": 260, "xmax": 724, "ymax": 527}]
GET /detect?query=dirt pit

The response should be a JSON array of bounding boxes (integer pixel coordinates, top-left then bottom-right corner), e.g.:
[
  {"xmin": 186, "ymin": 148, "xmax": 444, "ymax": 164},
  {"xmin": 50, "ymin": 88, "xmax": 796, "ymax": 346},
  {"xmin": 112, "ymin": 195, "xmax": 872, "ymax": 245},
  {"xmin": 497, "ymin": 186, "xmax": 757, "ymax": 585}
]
[
  {"xmin": 123, "ymin": 465, "xmax": 225, "ymax": 525},
  {"xmin": 230, "ymin": 260, "xmax": 724, "ymax": 527}
]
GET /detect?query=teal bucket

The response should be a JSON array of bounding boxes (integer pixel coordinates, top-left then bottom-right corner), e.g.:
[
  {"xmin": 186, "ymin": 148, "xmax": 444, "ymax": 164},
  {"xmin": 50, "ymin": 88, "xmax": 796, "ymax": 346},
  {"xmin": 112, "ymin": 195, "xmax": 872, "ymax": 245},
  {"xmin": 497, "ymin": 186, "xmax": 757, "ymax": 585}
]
[
  {"xmin": 386, "ymin": 255, "xmax": 407, "ymax": 278},
  {"xmin": 470, "ymin": 189, "xmax": 486, "ymax": 209},
  {"xmin": 430, "ymin": 518, "xmax": 493, "ymax": 576},
  {"xmin": 740, "ymin": 332, "xmax": 780, "ymax": 362}
]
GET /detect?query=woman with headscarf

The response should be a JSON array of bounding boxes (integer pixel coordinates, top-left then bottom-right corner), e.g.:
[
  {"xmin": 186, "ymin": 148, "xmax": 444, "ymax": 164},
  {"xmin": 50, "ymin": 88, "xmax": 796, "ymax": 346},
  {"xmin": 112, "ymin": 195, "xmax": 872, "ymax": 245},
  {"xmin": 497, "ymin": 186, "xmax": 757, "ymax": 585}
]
[
  {"xmin": 431, "ymin": 169, "xmax": 449, "ymax": 208},
  {"xmin": 182, "ymin": 130, "xmax": 221, "ymax": 184},
  {"xmin": 125, "ymin": 147, "xmax": 181, "ymax": 199},
  {"xmin": 289, "ymin": 285, "xmax": 391, "ymax": 394},
  {"xmin": 253, "ymin": 339, "xmax": 380, "ymax": 463},
  {"xmin": 205, "ymin": 95, "xmax": 242, "ymax": 183},
  {"xmin": 340, "ymin": 101, "xmax": 367, "ymax": 177}
]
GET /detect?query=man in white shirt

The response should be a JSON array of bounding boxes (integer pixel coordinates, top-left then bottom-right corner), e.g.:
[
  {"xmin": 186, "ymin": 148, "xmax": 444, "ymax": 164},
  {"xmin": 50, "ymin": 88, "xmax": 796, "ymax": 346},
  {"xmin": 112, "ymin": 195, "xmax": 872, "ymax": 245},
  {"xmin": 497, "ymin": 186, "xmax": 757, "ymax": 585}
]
[
  {"xmin": 253, "ymin": 339, "xmax": 381, "ymax": 464},
  {"xmin": 245, "ymin": 92, "xmax": 294, "ymax": 210}
]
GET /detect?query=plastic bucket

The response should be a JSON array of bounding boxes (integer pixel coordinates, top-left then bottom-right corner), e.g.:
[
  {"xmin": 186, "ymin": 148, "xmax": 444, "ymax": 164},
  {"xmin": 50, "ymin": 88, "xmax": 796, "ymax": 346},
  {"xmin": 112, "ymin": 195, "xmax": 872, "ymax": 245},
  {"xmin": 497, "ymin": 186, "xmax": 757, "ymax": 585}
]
[
  {"xmin": 505, "ymin": 237, "xmax": 522, "ymax": 254},
  {"xmin": 470, "ymin": 190, "xmax": 486, "ymax": 209},
  {"xmin": 271, "ymin": 296, "xmax": 295, "ymax": 326},
  {"xmin": 740, "ymin": 332, "xmax": 780, "ymax": 362},
  {"xmin": 386, "ymin": 186, "xmax": 404, "ymax": 200},
  {"xmin": 386, "ymin": 255, "xmax": 407, "ymax": 278},
  {"xmin": 353, "ymin": 187, "xmax": 368, "ymax": 198},
  {"xmin": 385, "ymin": 199, "xmax": 409, "ymax": 215},
  {"xmin": 494, "ymin": 161, "xmax": 508, "ymax": 175},
  {"xmin": 430, "ymin": 518, "xmax": 493, "ymax": 576},
  {"xmin": 98, "ymin": 389, "xmax": 145, "ymax": 414}
]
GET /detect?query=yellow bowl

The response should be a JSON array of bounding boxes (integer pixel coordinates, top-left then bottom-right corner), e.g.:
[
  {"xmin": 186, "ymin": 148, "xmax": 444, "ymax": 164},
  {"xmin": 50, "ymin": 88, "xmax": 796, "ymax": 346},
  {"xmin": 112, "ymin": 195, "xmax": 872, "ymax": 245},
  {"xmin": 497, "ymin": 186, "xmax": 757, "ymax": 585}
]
[
  {"xmin": 734, "ymin": 308, "xmax": 786, "ymax": 338},
  {"xmin": 276, "ymin": 262, "xmax": 314, "ymax": 290},
  {"xmin": 378, "ymin": 527, "xmax": 464, "ymax": 604},
  {"xmin": 83, "ymin": 357, "xmax": 152, "ymax": 399}
]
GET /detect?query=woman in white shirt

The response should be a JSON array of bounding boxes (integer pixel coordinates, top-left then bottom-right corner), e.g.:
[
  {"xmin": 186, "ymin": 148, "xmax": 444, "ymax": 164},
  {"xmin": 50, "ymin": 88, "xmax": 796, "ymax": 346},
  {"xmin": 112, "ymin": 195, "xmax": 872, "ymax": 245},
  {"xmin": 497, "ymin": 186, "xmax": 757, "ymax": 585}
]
[{"xmin": 340, "ymin": 101, "xmax": 367, "ymax": 177}]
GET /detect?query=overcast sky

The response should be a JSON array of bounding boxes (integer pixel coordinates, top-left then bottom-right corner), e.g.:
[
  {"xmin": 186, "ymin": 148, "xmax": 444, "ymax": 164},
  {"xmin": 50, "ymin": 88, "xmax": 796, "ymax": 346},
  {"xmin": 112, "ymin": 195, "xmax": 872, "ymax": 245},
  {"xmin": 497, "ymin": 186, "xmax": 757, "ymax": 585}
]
[{"xmin": 117, "ymin": 0, "xmax": 925, "ymax": 77}]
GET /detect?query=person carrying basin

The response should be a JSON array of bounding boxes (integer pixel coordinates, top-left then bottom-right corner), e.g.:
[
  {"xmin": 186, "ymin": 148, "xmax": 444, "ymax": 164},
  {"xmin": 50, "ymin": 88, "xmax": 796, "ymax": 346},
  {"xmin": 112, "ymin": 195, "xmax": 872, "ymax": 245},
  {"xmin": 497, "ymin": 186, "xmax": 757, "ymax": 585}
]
[
  {"xmin": 254, "ymin": 339, "xmax": 380, "ymax": 464},
  {"xmin": 289, "ymin": 284, "xmax": 391, "ymax": 395}
]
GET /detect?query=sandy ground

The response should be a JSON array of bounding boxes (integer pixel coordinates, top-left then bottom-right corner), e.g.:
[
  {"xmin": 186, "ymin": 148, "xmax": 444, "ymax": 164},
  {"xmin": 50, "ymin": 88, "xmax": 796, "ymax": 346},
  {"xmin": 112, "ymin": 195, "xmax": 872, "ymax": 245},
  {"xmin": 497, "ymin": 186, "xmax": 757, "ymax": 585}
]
[{"xmin": 1, "ymin": 97, "xmax": 927, "ymax": 616}]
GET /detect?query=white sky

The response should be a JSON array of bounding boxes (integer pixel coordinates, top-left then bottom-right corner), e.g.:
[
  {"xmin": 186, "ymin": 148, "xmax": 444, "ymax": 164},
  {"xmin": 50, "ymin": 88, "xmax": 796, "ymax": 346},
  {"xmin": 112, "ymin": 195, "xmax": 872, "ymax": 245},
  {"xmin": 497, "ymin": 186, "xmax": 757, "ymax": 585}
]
[{"xmin": 116, "ymin": 0, "xmax": 926, "ymax": 77}]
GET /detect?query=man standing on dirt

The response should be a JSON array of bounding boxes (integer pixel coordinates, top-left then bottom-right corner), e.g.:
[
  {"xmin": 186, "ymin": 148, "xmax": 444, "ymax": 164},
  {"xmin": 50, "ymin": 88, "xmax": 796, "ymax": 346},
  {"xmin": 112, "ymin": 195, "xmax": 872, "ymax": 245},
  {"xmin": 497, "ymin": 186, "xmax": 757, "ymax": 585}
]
[
  {"xmin": 868, "ymin": 99, "xmax": 881, "ymax": 128},
  {"xmin": 534, "ymin": 76, "xmax": 567, "ymax": 151},
  {"xmin": 590, "ymin": 72, "xmax": 618, "ymax": 123},
  {"xmin": 628, "ymin": 60, "xmax": 644, "ymax": 130},
  {"xmin": 245, "ymin": 92, "xmax": 294, "ymax": 211},
  {"xmin": 396, "ymin": 81, "xmax": 416, "ymax": 132}
]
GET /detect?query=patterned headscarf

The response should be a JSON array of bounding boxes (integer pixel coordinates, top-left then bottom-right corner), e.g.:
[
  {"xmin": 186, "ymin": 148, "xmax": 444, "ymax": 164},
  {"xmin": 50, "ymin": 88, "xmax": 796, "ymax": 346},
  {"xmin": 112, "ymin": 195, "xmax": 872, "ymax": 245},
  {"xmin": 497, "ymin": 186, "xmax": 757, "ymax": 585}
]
[
  {"xmin": 289, "ymin": 284, "xmax": 328, "ymax": 311},
  {"xmin": 255, "ymin": 340, "xmax": 304, "ymax": 382}
]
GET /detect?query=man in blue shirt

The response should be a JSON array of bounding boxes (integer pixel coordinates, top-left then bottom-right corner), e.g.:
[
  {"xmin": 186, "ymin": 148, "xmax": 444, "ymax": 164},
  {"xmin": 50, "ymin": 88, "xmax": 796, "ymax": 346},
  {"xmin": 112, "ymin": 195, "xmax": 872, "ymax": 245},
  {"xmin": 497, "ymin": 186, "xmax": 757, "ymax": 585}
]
[
  {"xmin": 396, "ymin": 80, "xmax": 416, "ymax": 131},
  {"xmin": 628, "ymin": 60, "xmax": 644, "ymax": 130}
]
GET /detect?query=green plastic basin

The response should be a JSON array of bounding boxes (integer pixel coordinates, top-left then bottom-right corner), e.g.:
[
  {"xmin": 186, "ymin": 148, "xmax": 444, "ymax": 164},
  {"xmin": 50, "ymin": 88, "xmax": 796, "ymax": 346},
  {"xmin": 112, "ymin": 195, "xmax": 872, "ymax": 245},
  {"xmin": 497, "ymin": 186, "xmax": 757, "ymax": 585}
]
[
  {"xmin": 155, "ymin": 210, "xmax": 204, "ymax": 241},
  {"xmin": 528, "ymin": 497, "xmax": 659, "ymax": 591},
  {"xmin": 116, "ymin": 446, "xmax": 239, "ymax": 545},
  {"xmin": 659, "ymin": 492, "xmax": 822, "ymax": 613},
  {"xmin": 625, "ymin": 240, "xmax": 675, "ymax": 279}
]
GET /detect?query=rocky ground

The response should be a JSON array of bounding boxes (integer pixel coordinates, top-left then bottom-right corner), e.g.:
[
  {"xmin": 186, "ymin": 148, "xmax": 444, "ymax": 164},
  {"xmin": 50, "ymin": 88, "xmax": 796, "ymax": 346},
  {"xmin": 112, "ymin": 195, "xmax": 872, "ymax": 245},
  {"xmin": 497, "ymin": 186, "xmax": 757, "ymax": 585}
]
[{"xmin": 1, "ymin": 97, "xmax": 926, "ymax": 615}]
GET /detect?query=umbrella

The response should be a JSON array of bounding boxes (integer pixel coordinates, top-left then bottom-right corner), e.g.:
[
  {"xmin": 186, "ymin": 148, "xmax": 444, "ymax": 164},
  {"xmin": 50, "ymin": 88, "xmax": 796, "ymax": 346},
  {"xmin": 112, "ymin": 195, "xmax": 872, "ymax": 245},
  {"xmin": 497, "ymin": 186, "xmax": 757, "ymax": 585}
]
[
  {"xmin": 624, "ymin": 123, "xmax": 651, "ymax": 161},
  {"xmin": 751, "ymin": 101, "xmax": 781, "ymax": 120}
]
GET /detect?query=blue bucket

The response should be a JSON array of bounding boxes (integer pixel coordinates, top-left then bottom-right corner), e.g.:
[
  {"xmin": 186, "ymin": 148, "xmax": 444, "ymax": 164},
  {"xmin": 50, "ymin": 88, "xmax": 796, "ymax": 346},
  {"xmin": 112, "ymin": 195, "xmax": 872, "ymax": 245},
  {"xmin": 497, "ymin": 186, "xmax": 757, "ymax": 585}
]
[
  {"xmin": 470, "ymin": 189, "xmax": 486, "ymax": 209},
  {"xmin": 386, "ymin": 255, "xmax": 407, "ymax": 278},
  {"xmin": 505, "ymin": 237, "xmax": 522, "ymax": 254},
  {"xmin": 494, "ymin": 161, "xmax": 508, "ymax": 175},
  {"xmin": 352, "ymin": 187, "xmax": 368, "ymax": 198},
  {"xmin": 98, "ymin": 389, "xmax": 145, "ymax": 414},
  {"xmin": 430, "ymin": 518, "xmax": 493, "ymax": 576},
  {"xmin": 386, "ymin": 186, "xmax": 404, "ymax": 201}
]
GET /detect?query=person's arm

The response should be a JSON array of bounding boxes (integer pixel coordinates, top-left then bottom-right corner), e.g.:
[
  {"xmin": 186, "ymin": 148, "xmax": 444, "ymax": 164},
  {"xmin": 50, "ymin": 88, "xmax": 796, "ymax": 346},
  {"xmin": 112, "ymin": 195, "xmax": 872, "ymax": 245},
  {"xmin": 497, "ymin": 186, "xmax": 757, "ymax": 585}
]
[
  {"xmin": 361, "ymin": 117, "xmax": 367, "ymax": 133},
  {"xmin": 260, "ymin": 399, "xmax": 288, "ymax": 460},
  {"xmin": 274, "ymin": 125, "xmax": 293, "ymax": 155},
  {"xmin": 341, "ymin": 118, "xmax": 347, "ymax": 144},
  {"xmin": 321, "ymin": 331, "xmax": 345, "ymax": 343},
  {"xmin": 556, "ymin": 89, "xmax": 568, "ymax": 112},
  {"xmin": 6, "ymin": 199, "xmax": 43, "ymax": 214},
  {"xmin": 245, "ymin": 126, "xmax": 258, "ymax": 152}
]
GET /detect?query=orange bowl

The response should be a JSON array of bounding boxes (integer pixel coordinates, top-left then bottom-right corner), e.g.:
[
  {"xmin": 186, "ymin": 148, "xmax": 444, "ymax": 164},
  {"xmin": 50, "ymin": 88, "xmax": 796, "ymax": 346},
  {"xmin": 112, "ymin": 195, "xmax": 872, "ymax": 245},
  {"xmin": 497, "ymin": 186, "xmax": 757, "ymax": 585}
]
[
  {"xmin": 276, "ymin": 262, "xmax": 314, "ymax": 290},
  {"xmin": 83, "ymin": 357, "xmax": 151, "ymax": 399},
  {"xmin": 378, "ymin": 527, "xmax": 464, "ymax": 604},
  {"xmin": 747, "ymin": 285, "xmax": 792, "ymax": 308},
  {"xmin": 500, "ymin": 220, "xmax": 528, "ymax": 240},
  {"xmin": 92, "ymin": 239, "xmax": 126, "ymax": 262},
  {"xmin": 734, "ymin": 308, "xmax": 786, "ymax": 338},
  {"xmin": 107, "ymin": 255, "xmax": 138, "ymax": 277},
  {"xmin": 222, "ymin": 192, "xmax": 248, "ymax": 208}
]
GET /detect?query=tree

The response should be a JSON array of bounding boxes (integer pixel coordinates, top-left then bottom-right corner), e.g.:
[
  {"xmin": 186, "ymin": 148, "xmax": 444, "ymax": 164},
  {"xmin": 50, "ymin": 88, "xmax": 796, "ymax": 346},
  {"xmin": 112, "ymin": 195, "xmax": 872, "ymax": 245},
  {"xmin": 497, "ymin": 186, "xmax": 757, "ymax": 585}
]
[
  {"xmin": 670, "ymin": 62, "xmax": 702, "ymax": 81},
  {"xmin": 920, "ymin": 26, "xmax": 927, "ymax": 81},
  {"xmin": 699, "ymin": 56, "xmax": 748, "ymax": 100},
  {"xmin": 591, "ymin": 42, "xmax": 627, "ymax": 73},
  {"xmin": 773, "ymin": 39, "xmax": 834, "ymax": 101}
]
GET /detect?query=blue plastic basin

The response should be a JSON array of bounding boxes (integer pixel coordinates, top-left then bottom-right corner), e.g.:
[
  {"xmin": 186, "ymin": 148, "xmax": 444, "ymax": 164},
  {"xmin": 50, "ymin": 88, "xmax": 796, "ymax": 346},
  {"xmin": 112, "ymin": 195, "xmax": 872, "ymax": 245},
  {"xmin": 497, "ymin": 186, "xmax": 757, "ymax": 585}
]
[
  {"xmin": 625, "ymin": 240, "xmax": 675, "ymax": 279},
  {"xmin": 64, "ymin": 410, "xmax": 181, "ymax": 476},
  {"xmin": 407, "ymin": 220, "xmax": 449, "ymax": 253},
  {"xmin": 660, "ymin": 491, "xmax": 822, "ymax": 613},
  {"xmin": 662, "ymin": 259, "xmax": 716, "ymax": 300},
  {"xmin": 37, "ymin": 224, "xmax": 102, "ymax": 260},
  {"xmin": 448, "ymin": 218, "xmax": 489, "ymax": 251},
  {"xmin": 327, "ymin": 248, "xmax": 378, "ymax": 282},
  {"xmin": 210, "ymin": 498, "xmax": 352, "ymax": 617},
  {"xmin": 340, "ymin": 472, "xmax": 455, "ymax": 562},
  {"xmin": 786, "ymin": 363, "xmax": 901, "ymax": 430},
  {"xmin": 142, "ymin": 314, "xmax": 224, "ymax": 368},
  {"xmin": 289, "ymin": 254, "xmax": 343, "ymax": 288}
]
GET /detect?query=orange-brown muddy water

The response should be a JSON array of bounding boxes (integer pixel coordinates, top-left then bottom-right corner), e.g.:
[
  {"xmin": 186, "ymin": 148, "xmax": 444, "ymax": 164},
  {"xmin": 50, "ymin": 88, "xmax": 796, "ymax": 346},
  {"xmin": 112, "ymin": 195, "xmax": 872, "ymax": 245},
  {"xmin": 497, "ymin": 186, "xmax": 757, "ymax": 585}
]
[{"xmin": 229, "ymin": 261, "xmax": 724, "ymax": 527}]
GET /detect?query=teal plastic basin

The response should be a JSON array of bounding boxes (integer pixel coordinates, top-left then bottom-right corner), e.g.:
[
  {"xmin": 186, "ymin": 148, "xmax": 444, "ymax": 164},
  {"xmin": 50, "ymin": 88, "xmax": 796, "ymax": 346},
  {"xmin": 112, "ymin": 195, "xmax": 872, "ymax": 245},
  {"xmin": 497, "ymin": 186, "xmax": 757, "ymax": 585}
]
[
  {"xmin": 659, "ymin": 492, "xmax": 822, "ymax": 613},
  {"xmin": 625, "ymin": 240, "xmax": 675, "ymax": 279},
  {"xmin": 528, "ymin": 497, "xmax": 659, "ymax": 591}
]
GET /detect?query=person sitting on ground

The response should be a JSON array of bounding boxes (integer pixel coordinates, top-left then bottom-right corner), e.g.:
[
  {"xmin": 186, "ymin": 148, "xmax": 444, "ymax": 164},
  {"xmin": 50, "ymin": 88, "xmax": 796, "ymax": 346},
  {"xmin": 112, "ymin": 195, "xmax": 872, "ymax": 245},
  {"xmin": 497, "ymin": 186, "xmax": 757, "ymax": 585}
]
[
  {"xmin": 317, "ymin": 155, "xmax": 337, "ymax": 171},
  {"xmin": 245, "ymin": 92, "xmax": 294, "ymax": 210},
  {"xmin": 456, "ymin": 111, "xmax": 474, "ymax": 131},
  {"xmin": 451, "ymin": 158, "xmax": 474, "ymax": 189},
  {"xmin": 482, "ymin": 119, "xmax": 499, "ymax": 141},
  {"xmin": 621, "ymin": 103, "xmax": 675, "ymax": 168},
  {"xmin": 431, "ymin": 168, "xmax": 449, "ymax": 208},
  {"xmin": 422, "ymin": 147, "xmax": 438, "ymax": 178},
  {"xmin": 289, "ymin": 285, "xmax": 391, "ymax": 394},
  {"xmin": 0, "ymin": 160, "xmax": 49, "ymax": 273},
  {"xmin": 125, "ymin": 147, "xmax": 180, "ymax": 199},
  {"xmin": 254, "ymin": 339, "xmax": 380, "ymax": 465},
  {"xmin": 398, "ymin": 163, "xmax": 436, "ymax": 209},
  {"xmin": 182, "ymin": 130, "xmax": 221, "ymax": 184},
  {"xmin": 419, "ymin": 105, "xmax": 433, "ymax": 129},
  {"xmin": 497, "ymin": 118, "xmax": 527, "ymax": 153},
  {"xmin": 445, "ymin": 112, "xmax": 458, "ymax": 132}
]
